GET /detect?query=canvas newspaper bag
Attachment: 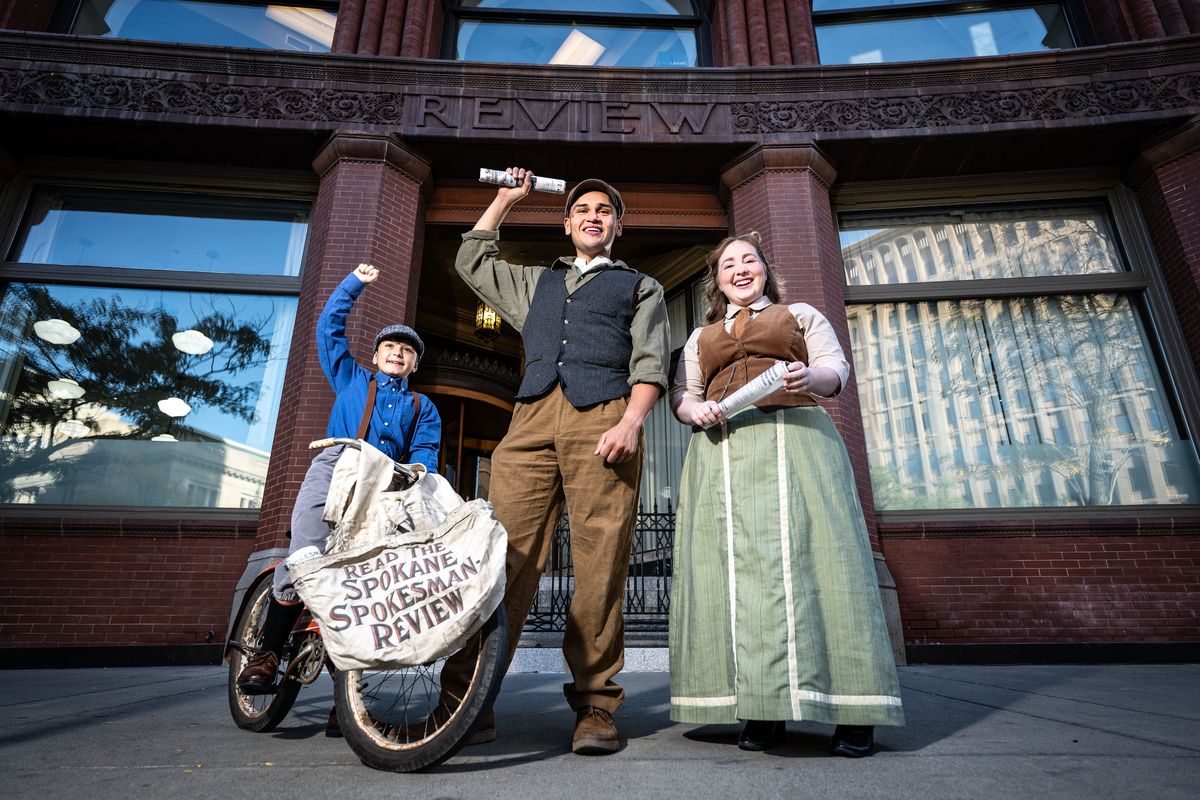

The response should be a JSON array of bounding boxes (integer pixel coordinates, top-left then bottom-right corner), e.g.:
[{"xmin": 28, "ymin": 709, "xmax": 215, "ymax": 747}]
[{"xmin": 286, "ymin": 442, "xmax": 507, "ymax": 671}]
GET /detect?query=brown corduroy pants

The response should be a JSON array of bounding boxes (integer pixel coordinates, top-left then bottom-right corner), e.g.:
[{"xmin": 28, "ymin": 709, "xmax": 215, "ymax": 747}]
[{"xmin": 442, "ymin": 384, "xmax": 643, "ymax": 713}]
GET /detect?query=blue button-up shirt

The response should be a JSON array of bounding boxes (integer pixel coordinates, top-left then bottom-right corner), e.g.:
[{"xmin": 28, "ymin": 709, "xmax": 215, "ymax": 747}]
[{"xmin": 317, "ymin": 274, "xmax": 441, "ymax": 471}]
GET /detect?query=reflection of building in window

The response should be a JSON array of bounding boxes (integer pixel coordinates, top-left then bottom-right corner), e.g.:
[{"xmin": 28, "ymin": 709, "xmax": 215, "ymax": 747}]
[
  {"xmin": 450, "ymin": 0, "xmax": 703, "ymax": 68},
  {"xmin": 69, "ymin": 0, "xmax": 336, "ymax": 52},
  {"xmin": 813, "ymin": 1, "xmax": 1076, "ymax": 65},
  {"xmin": 842, "ymin": 206, "xmax": 1200, "ymax": 509}
]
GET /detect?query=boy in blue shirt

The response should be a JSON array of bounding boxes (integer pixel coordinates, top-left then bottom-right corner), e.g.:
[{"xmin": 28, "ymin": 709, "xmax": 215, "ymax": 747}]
[{"xmin": 237, "ymin": 262, "xmax": 441, "ymax": 696}]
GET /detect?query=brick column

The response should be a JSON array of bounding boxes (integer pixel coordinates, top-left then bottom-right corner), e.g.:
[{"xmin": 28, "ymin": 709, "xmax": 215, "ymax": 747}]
[
  {"xmin": 332, "ymin": 0, "xmax": 365, "ymax": 53},
  {"xmin": 254, "ymin": 133, "xmax": 431, "ymax": 553},
  {"xmin": 1126, "ymin": 116, "xmax": 1200, "ymax": 376},
  {"xmin": 720, "ymin": 0, "xmax": 750, "ymax": 66},
  {"xmin": 720, "ymin": 144, "xmax": 904, "ymax": 662}
]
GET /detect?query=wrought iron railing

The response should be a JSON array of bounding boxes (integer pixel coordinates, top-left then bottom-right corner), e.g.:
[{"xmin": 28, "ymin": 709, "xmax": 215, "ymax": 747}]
[{"xmin": 524, "ymin": 502, "xmax": 674, "ymax": 633}]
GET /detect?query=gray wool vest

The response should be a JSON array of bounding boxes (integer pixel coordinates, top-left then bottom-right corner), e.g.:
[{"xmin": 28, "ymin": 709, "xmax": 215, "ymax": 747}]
[{"xmin": 518, "ymin": 265, "xmax": 643, "ymax": 408}]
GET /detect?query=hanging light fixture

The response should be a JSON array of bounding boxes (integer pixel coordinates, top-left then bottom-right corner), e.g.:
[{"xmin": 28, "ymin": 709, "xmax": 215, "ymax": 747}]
[
  {"xmin": 474, "ymin": 302, "xmax": 502, "ymax": 343},
  {"xmin": 33, "ymin": 319, "xmax": 81, "ymax": 345}
]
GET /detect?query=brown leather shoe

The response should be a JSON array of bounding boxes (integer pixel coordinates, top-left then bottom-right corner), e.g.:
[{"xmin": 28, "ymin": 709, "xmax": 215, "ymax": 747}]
[
  {"xmin": 236, "ymin": 651, "xmax": 280, "ymax": 695},
  {"xmin": 405, "ymin": 705, "xmax": 495, "ymax": 745},
  {"xmin": 468, "ymin": 709, "xmax": 496, "ymax": 745},
  {"xmin": 572, "ymin": 706, "xmax": 619, "ymax": 755}
]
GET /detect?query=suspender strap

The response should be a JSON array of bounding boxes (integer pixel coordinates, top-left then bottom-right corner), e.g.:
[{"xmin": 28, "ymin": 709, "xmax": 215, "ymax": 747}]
[
  {"xmin": 402, "ymin": 393, "xmax": 422, "ymax": 462},
  {"xmin": 356, "ymin": 375, "xmax": 377, "ymax": 440},
  {"xmin": 357, "ymin": 376, "xmax": 424, "ymax": 464}
]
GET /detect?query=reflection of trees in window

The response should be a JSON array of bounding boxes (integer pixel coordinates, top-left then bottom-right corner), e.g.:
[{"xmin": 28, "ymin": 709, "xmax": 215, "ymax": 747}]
[
  {"xmin": 843, "ymin": 200, "xmax": 1200, "ymax": 509},
  {"xmin": 0, "ymin": 285, "xmax": 281, "ymax": 505}
]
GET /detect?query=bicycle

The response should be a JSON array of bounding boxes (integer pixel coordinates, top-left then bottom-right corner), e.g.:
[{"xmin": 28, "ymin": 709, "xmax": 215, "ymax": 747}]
[{"xmin": 226, "ymin": 438, "xmax": 507, "ymax": 771}]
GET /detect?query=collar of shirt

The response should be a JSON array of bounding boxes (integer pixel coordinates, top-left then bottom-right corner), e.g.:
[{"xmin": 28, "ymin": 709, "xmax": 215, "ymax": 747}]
[
  {"xmin": 375, "ymin": 373, "xmax": 408, "ymax": 391},
  {"xmin": 724, "ymin": 296, "xmax": 772, "ymax": 320},
  {"xmin": 573, "ymin": 255, "xmax": 613, "ymax": 274}
]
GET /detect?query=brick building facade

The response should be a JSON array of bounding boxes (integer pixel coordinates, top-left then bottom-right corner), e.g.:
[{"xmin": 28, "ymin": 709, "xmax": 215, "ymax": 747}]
[{"xmin": 0, "ymin": 0, "xmax": 1197, "ymax": 665}]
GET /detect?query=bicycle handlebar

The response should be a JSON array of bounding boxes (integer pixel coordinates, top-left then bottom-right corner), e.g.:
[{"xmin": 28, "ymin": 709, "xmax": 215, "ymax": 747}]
[{"xmin": 308, "ymin": 438, "xmax": 419, "ymax": 483}]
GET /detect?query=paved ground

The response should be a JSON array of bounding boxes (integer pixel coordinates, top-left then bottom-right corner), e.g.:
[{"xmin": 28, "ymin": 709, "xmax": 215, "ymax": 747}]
[{"xmin": 0, "ymin": 663, "xmax": 1197, "ymax": 799}]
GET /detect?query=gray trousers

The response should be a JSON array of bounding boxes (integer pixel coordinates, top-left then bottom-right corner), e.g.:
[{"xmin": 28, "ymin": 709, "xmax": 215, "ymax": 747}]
[{"xmin": 273, "ymin": 444, "xmax": 345, "ymax": 602}]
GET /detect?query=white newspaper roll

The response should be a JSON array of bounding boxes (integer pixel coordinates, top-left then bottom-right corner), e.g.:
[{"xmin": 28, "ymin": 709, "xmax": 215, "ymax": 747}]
[
  {"xmin": 479, "ymin": 168, "xmax": 566, "ymax": 194},
  {"xmin": 704, "ymin": 361, "xmax": 790, "ymax": 428}
]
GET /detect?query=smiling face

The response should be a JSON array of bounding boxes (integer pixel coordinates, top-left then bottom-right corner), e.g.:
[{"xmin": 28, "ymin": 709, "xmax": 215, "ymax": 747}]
[
  {"xmin": 563, "ymin": 190, "xmax": 622, "ymax": 259},
  {"xmin": 715, "ymin": 239, "xmax": 768, "ymax": 308},
  {"xmin": 372, "ymin": 338, "xmax": 419, "ymax": 378}
]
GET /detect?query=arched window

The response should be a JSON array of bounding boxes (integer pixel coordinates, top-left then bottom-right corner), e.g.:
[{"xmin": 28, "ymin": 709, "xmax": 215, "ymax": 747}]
[
  {"xmin": 64, "ymin": 0, "xmax": 337, "ymax": 52},
  {"xmin": 448, "ymin": 0, "xmax": 707, "ymax": 68}
]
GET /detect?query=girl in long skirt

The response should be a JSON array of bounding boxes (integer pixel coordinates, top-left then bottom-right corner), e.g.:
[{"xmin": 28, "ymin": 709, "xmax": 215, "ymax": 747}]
[{"xmin": 668, "ymin": 232, "xmax": 903, "ymax": 756}]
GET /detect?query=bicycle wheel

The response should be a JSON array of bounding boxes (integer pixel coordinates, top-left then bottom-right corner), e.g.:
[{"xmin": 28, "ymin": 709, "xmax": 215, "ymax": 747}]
[
  {"xmin": 334, "ymin": 606, "xmax": 507, "ymax": 772},
  {"xmin": 227, "ymin": 579, "xmax": 303, "ymax": 732}
]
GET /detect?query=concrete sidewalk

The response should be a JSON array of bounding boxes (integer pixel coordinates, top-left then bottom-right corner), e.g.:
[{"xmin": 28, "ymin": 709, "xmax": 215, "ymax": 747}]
[{"xmin": 0, "ymin": 663, "xmax": 1196, "ymax": 800}]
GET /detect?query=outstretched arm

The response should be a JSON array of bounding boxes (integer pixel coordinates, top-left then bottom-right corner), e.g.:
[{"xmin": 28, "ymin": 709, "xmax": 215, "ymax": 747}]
[{"xmin": 317, "ymin": 263, "xmax": 376, "ymax": 391}]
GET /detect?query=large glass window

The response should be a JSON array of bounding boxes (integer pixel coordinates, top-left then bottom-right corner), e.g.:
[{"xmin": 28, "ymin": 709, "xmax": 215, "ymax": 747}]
[
  {"xmin": 68, "ymin": 0, "xmax": 337, "ymax": 52},
  {"xmin": 841, "ymin": 203, "xmax": 1200, "ymax": 510},
  {"xmin": 814, "ymin": 1, "xmax": 1075, "ymax": 65},
  {"xmin": 450, "ymin": 0, "xmax": 703, "ymax": 67},
  {"xmin": 0, "ymin": 186, "xmax": 305, "ymax": 509}
]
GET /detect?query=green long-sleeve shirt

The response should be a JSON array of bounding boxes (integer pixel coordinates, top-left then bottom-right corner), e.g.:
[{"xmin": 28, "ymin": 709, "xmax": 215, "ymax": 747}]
[{"xmin": 456, "ymin": 229, "xmax": 670, "ymax": 393}]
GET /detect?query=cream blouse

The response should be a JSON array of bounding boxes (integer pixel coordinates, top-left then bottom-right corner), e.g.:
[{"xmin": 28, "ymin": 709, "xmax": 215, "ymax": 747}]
[{"xmin": 670, "ymin": 296, "xmax": 851, "ymax": 409}]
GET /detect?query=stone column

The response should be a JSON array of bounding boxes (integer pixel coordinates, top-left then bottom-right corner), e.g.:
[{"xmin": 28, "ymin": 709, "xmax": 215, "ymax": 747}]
[
  {"xmin": 719, "ymin": 144, "xmax": 905, "ymax": 662},
  {"xmin": 254, "ymin": 133, "xmax": 431, "ymax": 552},
  {"xmin": 1126, "ymin": 116, "xmax": 1200, "ymax": 376}
]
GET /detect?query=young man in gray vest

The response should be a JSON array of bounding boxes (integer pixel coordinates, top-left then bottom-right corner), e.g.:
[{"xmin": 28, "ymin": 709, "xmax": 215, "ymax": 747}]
[{"xmin": 443, "ymin": 168, "xmax": 669, "ymax": 754}]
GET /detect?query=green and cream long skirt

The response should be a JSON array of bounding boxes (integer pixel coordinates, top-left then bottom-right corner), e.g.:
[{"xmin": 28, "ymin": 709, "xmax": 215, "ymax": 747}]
[{"xmin": 668, "ymin": 405, "xmax": 904, "ymax": 726}]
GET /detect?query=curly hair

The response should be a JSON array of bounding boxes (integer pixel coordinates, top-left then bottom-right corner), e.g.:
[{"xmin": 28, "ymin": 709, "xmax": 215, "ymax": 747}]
[{"xmin": 700, "ymin": 231, "xmax": 786, "ymax": 325}]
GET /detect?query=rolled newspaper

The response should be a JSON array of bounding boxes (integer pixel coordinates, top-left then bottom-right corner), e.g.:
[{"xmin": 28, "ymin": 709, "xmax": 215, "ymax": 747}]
[
  {"xmin": 479, "ymin": 168, "xmax": 566, "ymax": 194},
  {"xmin": 704, "ymin": 361, "xmax": 790, "ymax": 428}
]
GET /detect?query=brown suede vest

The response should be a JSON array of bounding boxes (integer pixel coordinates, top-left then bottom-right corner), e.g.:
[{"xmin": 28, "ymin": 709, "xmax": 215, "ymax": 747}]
[{"xmin": 698, "ymin": 303, "xmax": 817, "ymax": 410}]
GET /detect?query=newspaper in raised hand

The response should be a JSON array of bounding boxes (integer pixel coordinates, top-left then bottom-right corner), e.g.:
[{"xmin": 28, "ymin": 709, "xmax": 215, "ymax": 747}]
[
  {"xmin": 479, "ymin": 168, "xmax": 566, "ymax": 194},
  {"xmin": 704, "ymin": 361, "xmax": 790, "ymax": 428}
]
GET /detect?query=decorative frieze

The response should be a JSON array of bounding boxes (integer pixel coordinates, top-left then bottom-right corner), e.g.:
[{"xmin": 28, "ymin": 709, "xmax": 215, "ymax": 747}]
[
  {"xmin": 0, "ymin": 70, "xmax": 404, "ymax": 124},
  {"xmin": 1, "ymin": 34, "xmax": 1199, "ymax": 137},
  {"xmin": 731, "ymin": 73, "xmax": 1200, "ymax": 134}
]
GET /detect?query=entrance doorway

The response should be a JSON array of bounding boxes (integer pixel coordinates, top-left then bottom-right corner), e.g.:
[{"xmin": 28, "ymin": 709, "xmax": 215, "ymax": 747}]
[{"xmin": 421, "ymin": 386, "xmax": 512, "ymax": 500}]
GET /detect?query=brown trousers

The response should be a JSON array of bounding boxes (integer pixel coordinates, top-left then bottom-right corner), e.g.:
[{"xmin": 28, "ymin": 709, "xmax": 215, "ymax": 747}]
[{"xmin": 442, "ymin": 384, "xmax": 643, "ymax": 713}]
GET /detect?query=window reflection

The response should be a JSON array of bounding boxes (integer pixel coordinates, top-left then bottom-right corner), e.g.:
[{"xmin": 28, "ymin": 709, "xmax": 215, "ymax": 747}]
[
  {"xmin": 0, "ymin": 284, "xmax": 296, "ymax": 507},
  {"xmin": 456, "ymin": 20, "xmax": 696, "ymax": 67},
  {"xmin": 848, "ymin": 295, "xmax": 1200, "ymax": 508},
  {"xmin": 71, "ymin": 0, "xmax": 336, "ymax": 52},
  {"xmin": 460, "ymin": 0, "xmax": 694, "ymax": 12},
  {"xmin": 816, "ymin": 4, "xmax": 1072, "ymax": 64},
  {"xmin": 842, "ymin": 203, "xmax": 1200, "ymax": 510},
  {"xmin": 15, "ymin": 188, "xmax": 308, "ymax": 276},
  {"xmin": 840, "ymin": 206, "xmax": 1123, "ymax": 285}
]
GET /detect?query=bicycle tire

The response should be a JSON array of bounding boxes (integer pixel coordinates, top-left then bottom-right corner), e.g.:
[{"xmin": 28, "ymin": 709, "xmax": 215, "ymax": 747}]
[
  {"xmin": 227, "ymin": 579, "xmax": 303, "ymax": 732},
  {"xmin": 334, "ymin": 606, "xmax": 507, "ymax": 772}
]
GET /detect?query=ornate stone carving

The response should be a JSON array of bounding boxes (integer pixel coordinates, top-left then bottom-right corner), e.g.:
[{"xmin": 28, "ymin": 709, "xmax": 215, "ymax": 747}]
[
  {"xmin": 0, "ymin": 70, "xmax": 404, "ymax": 125},
  {"xmin": 731, "ymin": 74, "xmax": 1200, "ymax": 134}
]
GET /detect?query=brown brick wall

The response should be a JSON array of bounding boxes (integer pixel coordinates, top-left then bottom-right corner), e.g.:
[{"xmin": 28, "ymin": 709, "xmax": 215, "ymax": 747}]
[
  {"xmin": 0, "ymin": 525, "xmax": 255, "ymax": 647},
  {"xmin": 1134, "ymin": 146, "xmax": 1200, "ymax": 371},
  {"xmin": 885, "ymin": 533, "xmax": 1200, "ymax": 644}
]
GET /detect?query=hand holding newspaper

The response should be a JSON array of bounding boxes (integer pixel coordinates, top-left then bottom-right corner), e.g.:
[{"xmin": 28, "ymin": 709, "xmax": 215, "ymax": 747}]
[
  {"xmin": 703, "ymin": 361, "xmax": 790, "ymax": 428},
  {"xmin": 479, "ymin": 168, "xmax": 566, "ymax": 194}
]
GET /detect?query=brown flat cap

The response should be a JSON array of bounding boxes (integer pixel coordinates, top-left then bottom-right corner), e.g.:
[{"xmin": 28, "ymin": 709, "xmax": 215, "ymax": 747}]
[{"xmin": 564, "ymin": 179, "xmax": 624, "ymax": 219}]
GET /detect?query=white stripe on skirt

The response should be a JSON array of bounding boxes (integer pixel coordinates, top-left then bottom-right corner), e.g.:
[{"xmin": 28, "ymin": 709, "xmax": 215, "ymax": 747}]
[{"xmin": 776, "ymin": 412, "xmax": 803, "ymax": 720}]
